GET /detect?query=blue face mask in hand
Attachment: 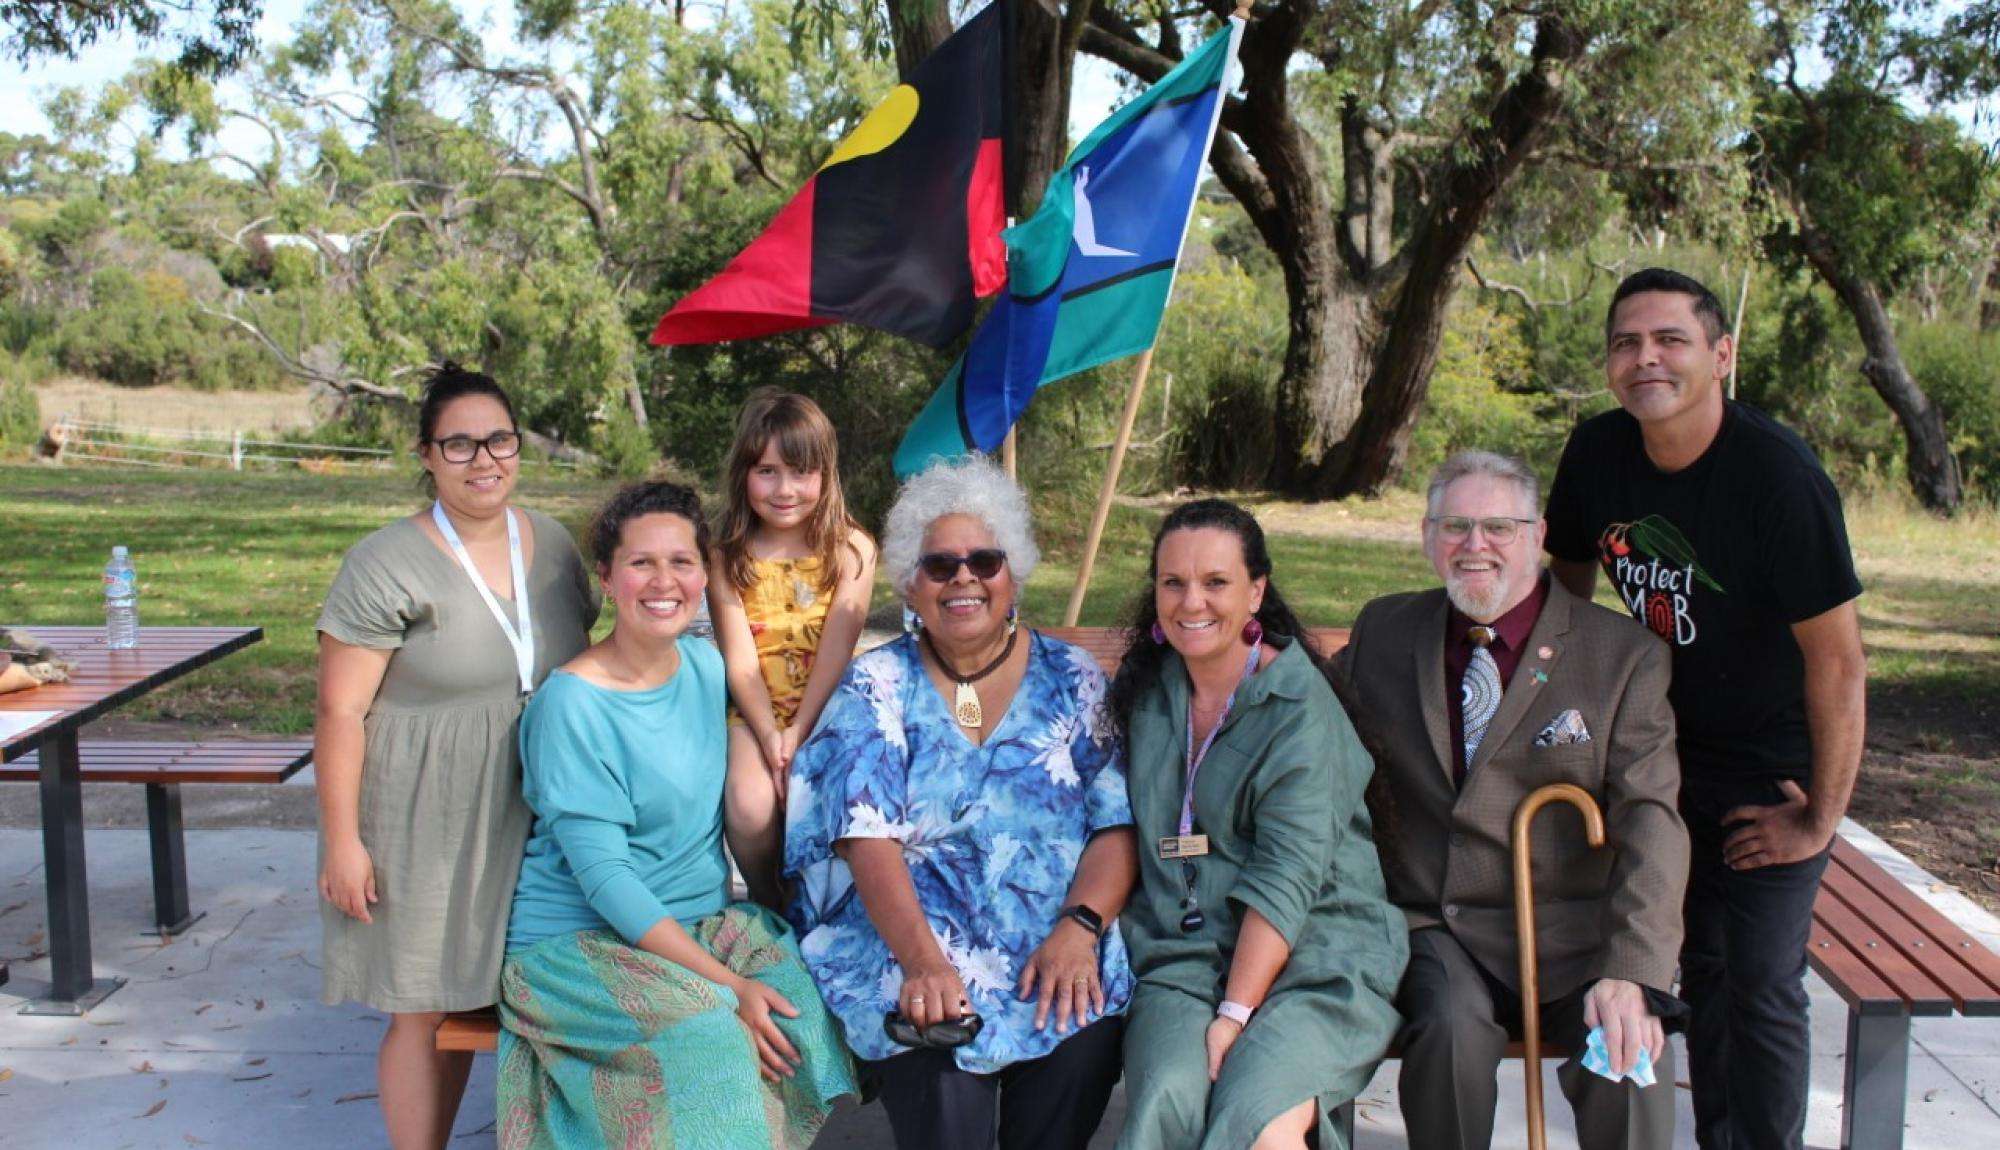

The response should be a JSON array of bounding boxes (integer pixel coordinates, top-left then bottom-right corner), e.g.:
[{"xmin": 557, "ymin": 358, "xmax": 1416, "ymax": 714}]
[{"xmin": 1581, "ymin": 1026, "xmax": 1658, "ymax": 1087}]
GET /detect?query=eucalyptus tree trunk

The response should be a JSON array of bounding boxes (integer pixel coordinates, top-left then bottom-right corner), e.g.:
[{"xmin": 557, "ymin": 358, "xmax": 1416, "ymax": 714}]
[{"xmin": 1804, "ymin": 236, "xmax": 1964, "ymax": 514}]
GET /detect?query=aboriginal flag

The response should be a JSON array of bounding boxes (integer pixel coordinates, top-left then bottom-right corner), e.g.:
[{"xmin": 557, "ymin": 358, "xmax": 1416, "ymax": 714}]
[{"xmin": 650, "ymin": 2, "xmax": 1007, "ymax": 349}]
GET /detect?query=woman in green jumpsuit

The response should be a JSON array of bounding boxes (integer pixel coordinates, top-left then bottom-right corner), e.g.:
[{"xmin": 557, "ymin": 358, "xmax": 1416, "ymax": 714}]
[{"xmin": 1107, "ymin": 499, "xmax": 1407, "ymax": 1150}]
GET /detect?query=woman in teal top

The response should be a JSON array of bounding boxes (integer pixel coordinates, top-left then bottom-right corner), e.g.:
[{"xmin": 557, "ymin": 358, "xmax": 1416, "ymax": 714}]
[
  {"xmin": 498, "ymin": 481, "xmax": 854, "ymax": 1150},
  {"xmin": 1107, "ymin": 500, "xmax": 1407, "ymax": 1150}
]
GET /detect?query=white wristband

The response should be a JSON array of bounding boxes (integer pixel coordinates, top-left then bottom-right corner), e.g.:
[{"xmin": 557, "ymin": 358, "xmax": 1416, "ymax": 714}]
[{"xmin": 1215, "ymin": 1000, "xmax": 1253, "ymax": 1026}]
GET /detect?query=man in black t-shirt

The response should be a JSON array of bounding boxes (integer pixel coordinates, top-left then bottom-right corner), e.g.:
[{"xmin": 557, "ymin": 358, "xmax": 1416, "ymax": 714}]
[{"xmin": 1545, "ymin": 268, "xmax": 1867, "ymax": 1150}]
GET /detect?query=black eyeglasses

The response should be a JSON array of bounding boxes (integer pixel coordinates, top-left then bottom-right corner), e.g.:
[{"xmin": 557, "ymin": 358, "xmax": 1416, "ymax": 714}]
[
  {"xmin": 916, "ymin": 549, "xmax": 1007, "ymax": 583},
  {"xmin": 1178, "ymin": 859, "xmax": 1205, "ymax": 934},
  {"xmin": 429, "ymin": 431, "xmax": 522, "ymax": 464},
  {"xmin": 883, "ymin": 1010, "xmax": 985, "ymax": 1050}
]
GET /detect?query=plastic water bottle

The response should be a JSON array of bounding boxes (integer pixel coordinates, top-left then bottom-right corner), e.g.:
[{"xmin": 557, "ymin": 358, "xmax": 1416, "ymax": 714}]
[
  {"xmin": 104, "ymin": 546, "xmax": 139, "ymax": 649},
  {"xmin": 688, "ymin": 590, "xmax": 716, "ymax": 642}
]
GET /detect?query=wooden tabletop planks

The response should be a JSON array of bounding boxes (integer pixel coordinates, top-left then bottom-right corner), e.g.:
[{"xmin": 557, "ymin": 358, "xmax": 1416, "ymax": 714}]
[{"xmin": 0, "ymin": 626, "xmax": 262, "ymax": 762}]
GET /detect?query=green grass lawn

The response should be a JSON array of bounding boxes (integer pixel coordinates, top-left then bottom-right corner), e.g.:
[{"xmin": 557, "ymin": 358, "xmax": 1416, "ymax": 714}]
[{"xmin": 3, "ymin": 464, "xmax": 1992, "ymax": 739}]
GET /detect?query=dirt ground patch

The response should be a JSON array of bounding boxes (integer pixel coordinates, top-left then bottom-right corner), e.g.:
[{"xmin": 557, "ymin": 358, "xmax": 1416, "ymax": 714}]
[{"xmin": 32, "ymin": 376, "xmax": 321, "ymax": 434}]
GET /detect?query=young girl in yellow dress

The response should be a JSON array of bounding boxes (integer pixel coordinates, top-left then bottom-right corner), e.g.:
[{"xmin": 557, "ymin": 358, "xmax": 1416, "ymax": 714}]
[{"xmin": 709, "ymin": 390, "xmax": 876, "ymax": 908}]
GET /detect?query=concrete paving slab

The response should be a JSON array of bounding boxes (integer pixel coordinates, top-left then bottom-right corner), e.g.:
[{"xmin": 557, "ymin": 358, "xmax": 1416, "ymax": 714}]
[{"xmin": 4, "ymin": 825, "xmax": 2000, "ymax": 1149}]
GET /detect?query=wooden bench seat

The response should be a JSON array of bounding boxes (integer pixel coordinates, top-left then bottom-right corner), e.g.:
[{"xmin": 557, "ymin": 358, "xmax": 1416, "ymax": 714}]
[
  {"xmin": 0, "ymin": 739, "xmax": 313, "ymax": 936},
  {"xmin": 433, "ymin": 626, "xmax": 2000, "ymax": 1150}
]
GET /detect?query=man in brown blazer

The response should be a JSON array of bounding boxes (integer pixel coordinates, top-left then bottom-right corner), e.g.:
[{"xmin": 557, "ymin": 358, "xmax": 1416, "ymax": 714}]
[{"xmin": 1339, "ymin": 450, "xmax": 1689, "ymax": 1150}]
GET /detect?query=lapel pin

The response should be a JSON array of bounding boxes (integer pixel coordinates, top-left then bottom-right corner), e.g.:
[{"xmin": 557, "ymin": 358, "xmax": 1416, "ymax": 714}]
[
  {"xmin": 1537, "ymin": 646, "xmax": 1554, "ymax": 660},
  {"xmin": 1532, "ymin": 669, "xmax": 1548, "ymax": 684}
]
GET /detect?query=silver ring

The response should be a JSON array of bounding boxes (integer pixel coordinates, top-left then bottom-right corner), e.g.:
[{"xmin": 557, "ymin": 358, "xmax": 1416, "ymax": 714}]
[{"xmin": 911, "ymin": 995, "xmax": 926, "ymax": 1005}]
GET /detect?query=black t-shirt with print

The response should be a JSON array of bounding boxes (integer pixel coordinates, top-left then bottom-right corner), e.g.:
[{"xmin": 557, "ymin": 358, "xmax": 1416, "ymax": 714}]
[{"xmin": 1544, "ymin": 402, "xmax": 1862, "ymax": 790}]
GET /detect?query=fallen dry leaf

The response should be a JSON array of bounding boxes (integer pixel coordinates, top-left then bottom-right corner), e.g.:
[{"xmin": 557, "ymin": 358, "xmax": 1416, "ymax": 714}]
[
  {"xmin": 334, "ymin": 1091, "xmax": 378, "ymax": 1105},
  {"xmin": 0, "ymin": 1067, "xmax": 13, "ymax": 1084},
  {"xmin": 193, "ymin": 1004, "xmax": 212, "ymax": 1016},
  {"xmin": 139, "ymin": 1100, "xmax": 167, "ymax": 1118},
  {"xmin": 185, "ymin": 1135, "xmax": 207, "ymax": 1146},
  {"xmin": 245, "ymin": 1057, "xmax": 266, "ymax": 1067},
  {"xmin": 134, "ymin": 1060, "xmax": 154, "ymax": 1074},
  {"xmin": 253, "ymin": 999, "xmax": 265, "ymax": 1011},
  {"xmin": 232, "ymin": 1073, "xmax": 273, "ymax": 1083}
]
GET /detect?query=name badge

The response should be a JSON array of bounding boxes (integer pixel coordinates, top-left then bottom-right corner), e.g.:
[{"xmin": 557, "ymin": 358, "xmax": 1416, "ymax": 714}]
[{"xmin": 1158, "ymin": 834, "xmax": 1210, "ymax": 860}]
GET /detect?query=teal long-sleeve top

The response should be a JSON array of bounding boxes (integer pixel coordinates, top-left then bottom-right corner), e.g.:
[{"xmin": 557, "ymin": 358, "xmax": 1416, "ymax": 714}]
[{"xmin": 505, "ymin": 637, "xmax": 730, "ymax": 951}]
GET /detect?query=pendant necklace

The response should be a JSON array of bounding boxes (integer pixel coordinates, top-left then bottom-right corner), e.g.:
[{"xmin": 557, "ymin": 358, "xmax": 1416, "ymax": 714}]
[{"xmin": 923, "ymin": 625, "xmax": 1018, "ymax": 730}]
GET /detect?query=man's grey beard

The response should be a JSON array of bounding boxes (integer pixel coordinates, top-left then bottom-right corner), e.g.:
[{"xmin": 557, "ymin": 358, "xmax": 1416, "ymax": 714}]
[{"xmin": 1445, "ymin": 573, "xmax": 1507, "ymax": 622}]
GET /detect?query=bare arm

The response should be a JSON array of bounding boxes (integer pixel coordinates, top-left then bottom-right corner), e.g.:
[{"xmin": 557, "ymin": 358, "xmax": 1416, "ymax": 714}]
[
  {"xmin": 787, "ymin": 532, "xmax": 877, "ymax": 741},
  {"xmin": 1221, "ymin": 907, "xmax": 1292, "ymax": 1010},
  {"xmin": 1062, "ymin": 827, "xmax": 1139, "ymax": 922},
  {"xmin": 1551, "ymin": 556, "xmax": 1598, "ymax": 601},
  {"xmin": 707, "ymin": 557, "xmax": 783, "ymax": 752},
  {"xmin": 314, "ymin": 634, "xmax": 392, "ymax": 922},
  {"xmin": 1204, "ymin": 907, "xmax": 1293, "ymax": 1081},
  {"xmin": 1723, "ymin": 599, "xmax": 1866, "ymax": 868},
  {"xmin": 1796, "ymin": 599, "xmax": 1867, "ymax": 830},
  {"xmin": 839, "ymin": 837, "xmax": 965, "ymax": 1029}
]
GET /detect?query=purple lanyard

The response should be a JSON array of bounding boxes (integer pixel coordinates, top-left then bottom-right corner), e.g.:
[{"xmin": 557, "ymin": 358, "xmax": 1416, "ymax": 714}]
[{"xmin": 1179, "ymin": 641, "xmax": 1262, "ymax": 836}]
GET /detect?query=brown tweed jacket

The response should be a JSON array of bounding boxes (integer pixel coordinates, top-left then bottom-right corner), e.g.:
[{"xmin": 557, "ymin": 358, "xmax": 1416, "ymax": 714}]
[{"xmin": 1338, "ymin": 578, "xmax": 1688, "ymax": 1000}]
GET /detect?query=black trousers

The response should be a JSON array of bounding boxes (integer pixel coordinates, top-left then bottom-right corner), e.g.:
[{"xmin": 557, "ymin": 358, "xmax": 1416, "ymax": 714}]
[
  {"xmin": 1680, "ymin": 780, "xmax": 1831, "ymax": 1150},
  {"xmin": 860, "ymin": 1016, "xmax": 1125, "ymax": 1150}
]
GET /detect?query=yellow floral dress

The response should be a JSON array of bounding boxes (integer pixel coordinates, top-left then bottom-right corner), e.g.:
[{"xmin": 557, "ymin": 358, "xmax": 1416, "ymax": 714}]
[{"xmin": 729, "ymin": 556, "xmax": 832, "ymax": 728}]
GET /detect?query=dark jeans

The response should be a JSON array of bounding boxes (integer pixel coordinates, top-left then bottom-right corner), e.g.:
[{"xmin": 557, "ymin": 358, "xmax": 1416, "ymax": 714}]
[
  {"xmin": 860, "ymin": 1016, "xmax": 1125, "ymax": 1150},
  {"xmin": 1680, "ymin": 780, "xmax": 1831, "ymax": 1150}
]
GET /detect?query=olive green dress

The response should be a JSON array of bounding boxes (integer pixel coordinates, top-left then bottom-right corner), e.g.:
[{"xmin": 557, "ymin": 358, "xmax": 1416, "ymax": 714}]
[
  {"xmin": 317, "ymin": 509, "xmax": 598, "ymax": 1013},
  {"xmin": 1118, "ymin": 639, "xmax": 1408, "ymax": 1150}
]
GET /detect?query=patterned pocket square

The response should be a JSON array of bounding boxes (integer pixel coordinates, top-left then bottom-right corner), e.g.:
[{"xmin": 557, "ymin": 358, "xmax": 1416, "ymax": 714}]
[{"xmin": 1534, "ymin": 709, "xmax": 1592, "ymax": 747}]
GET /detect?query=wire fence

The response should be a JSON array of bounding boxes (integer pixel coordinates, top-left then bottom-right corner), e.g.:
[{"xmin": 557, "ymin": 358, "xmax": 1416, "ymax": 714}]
[{"xmin": 48, "ymin": 416, "xmax": 581, "ymax": 473}]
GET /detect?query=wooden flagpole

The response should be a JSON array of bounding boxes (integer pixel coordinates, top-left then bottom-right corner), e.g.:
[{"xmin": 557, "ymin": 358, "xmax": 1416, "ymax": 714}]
[
  {"xmin": 1002, "ymin": 427, "xmax": 1018, "ymax": 477},
  {"xmin": 1063, "ymin": 348, "xmax": 1155, "ymax": 626}
]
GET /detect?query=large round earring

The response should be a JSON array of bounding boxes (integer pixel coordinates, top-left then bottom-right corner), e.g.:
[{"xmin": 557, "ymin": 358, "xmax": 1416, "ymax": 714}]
[
  {"xmin": 1150, "ymin": 621, "xmax": 1167, "ymax": 645},
  {"xmin": 1241, "ymin": 617, "xmax": 1264, "ymax": 645}
]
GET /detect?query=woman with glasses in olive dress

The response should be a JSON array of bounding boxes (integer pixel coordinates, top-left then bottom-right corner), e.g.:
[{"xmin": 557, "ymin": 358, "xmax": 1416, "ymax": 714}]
[{"xmin": 315, "ymin": 363, "xmax": 598, "ymax": 1149}]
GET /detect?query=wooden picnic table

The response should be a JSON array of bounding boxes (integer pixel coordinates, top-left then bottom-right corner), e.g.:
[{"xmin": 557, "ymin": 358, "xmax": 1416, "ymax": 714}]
[{"xmin": 0, "ymin": 625, "xmax": 262, "ymax": 1015}]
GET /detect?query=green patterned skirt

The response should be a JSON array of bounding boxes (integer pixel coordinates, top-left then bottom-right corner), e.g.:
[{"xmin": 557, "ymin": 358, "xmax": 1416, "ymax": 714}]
[{"xmin": 497, "ymin": 904, "xmax": 856, "ymax": 1149}]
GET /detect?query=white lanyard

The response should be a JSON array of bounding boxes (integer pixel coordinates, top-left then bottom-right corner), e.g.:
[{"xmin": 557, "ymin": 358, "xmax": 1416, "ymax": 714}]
[
  {"xmin": 432, "ymin": 502, "xmax": 535, "ymax": 694},
  {"xmin": 1179, "ymin": 640, "xmax": 1262, "ymax": 836}
]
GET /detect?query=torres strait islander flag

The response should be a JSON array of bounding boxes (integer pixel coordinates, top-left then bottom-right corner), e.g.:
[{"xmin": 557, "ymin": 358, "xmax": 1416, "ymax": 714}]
[
  {"xmin": 649, "ymin": 2, "xmax": 1007, "ymax": 349},
  {"xmin": 892, "ymin": 13, "xmax": 1242, "ymax": 478}
]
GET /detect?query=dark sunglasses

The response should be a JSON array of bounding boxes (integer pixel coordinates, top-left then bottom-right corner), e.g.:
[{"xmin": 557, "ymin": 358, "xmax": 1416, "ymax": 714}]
[
  {"xmin": 883, "ymin": 1010, "xmax": 985, "ymax": 1050},
  {"xmin": 429, "ymin": 431, "xmax": 522, "ymax": 463},
  {"xmin": 916, "ymin": 549, "xmax": 1007, "ymax": 583},
  {"xmin": 1178, "ymin": 859, "xmax": 1205, "ymax": 934}
]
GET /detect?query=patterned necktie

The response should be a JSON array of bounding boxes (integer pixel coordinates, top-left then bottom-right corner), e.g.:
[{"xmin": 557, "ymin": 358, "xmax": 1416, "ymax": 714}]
[{"xmin": 1461, "ymin": 625, "xmax": 1501, "ymax": 773}]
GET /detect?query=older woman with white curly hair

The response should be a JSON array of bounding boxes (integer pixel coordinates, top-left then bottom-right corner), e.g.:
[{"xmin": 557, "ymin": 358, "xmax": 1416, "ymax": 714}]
[{"xmin": 784, "ymin": 454, "xmax": 1139, "ymax": 1150}]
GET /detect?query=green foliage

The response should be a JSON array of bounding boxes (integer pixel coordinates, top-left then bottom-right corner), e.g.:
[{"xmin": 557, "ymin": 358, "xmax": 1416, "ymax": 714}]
[
  {"xmin": 46, "ymin": 266, "xmax": 285, "ymax": 390},
  {"xmin": 1903, "ymin": 325, "xmax": 2000, "ymax": 504},
  {"xmin": 1403, "ymin": 298, "xmax": 1556, "ymax": 482},
  {"xmin": 0, "ymin": 351, "xmax": 41, "ymax": 451},
  {"xmin": 1755, "ymin": 80, "xmax": 1994, "ymax": 293}
]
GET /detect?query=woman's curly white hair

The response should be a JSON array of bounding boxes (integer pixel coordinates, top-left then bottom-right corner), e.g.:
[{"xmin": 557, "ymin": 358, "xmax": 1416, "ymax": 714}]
[{"xmin": 882, "ymin": 454, "xmax": 1040, "ymax": 597}]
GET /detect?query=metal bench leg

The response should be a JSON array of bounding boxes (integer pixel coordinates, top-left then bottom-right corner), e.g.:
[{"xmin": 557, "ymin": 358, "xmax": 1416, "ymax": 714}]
[
  {"xmin": 25, "ymin": 730, "xmax": 123, "ymax": 1015},
  {"xmin": 145, "ymin": 783, "xmax": 204, "ymax": 937},
  {"xmin": 1840, "ymin": 1009, "xmax": 1911, "ymax": 1150}
]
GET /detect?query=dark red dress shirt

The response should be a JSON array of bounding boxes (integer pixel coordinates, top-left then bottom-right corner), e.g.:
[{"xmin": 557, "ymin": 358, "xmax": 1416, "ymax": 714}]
[{"xmin": 1445, "ymin": 573, "xmax": 1551, "ymax": 783}]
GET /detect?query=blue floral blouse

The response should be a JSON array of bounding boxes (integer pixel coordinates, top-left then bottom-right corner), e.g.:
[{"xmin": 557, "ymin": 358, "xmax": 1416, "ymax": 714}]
[{"xmin": 784, "ymin": 631, "xmax": 1135, "ymax": 1073}]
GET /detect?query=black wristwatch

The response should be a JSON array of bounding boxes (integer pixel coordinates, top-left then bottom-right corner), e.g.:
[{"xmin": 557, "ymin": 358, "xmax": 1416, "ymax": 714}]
[{"xmin": 1060, "ymin": 903, "xmax": 1105, "ymax": 938}]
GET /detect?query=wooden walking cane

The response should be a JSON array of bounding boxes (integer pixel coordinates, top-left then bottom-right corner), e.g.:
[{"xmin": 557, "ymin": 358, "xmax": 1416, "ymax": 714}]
[{"xmin": 1512, "ymin": 783, "xmax": 1606, "ymax": 1150}]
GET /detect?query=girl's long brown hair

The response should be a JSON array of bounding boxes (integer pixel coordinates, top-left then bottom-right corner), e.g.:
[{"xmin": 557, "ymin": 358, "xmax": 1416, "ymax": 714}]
[{"xmin": 715, "ymin": 389, "xmax": 867, "ymax": 594}]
